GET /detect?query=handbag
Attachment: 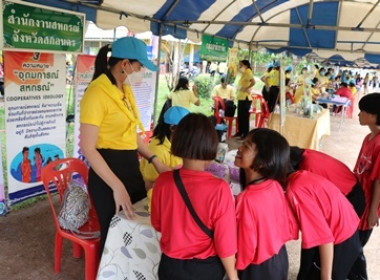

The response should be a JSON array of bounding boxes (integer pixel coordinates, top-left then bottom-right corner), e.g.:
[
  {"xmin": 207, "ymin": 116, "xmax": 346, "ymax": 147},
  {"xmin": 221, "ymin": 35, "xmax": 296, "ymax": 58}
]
[
  {"xmin": 173, "ymin": 169, "xmax": 213, "ymax": 239},
  {"xmin": 58, "ymin": 180, "xmax": 100, "ymax": 239}
]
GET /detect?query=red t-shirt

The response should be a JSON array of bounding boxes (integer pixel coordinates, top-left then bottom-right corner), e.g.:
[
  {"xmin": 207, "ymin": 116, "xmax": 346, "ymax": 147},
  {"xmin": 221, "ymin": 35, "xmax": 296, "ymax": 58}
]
[
  {"xmin": 299, "ymin": 149, "xmax": 357, "ymax": 195},
  {"xmin": 335, "ymin": 87, "xmax": 352, "ymax": 99},
  {"xmin": 235, "ymin": 179, "xmax": 298, "ymax": 269},
  {"xmin": 151, "ymin": 169, "xmax": 237, "ymax": 259},
  {"xmin": 286, "ymin": 171, "xmax": 359, "ymax": 249},
  {"xmin": 354, "ymin": 132, "xmax": 380, "ymax": 230}
]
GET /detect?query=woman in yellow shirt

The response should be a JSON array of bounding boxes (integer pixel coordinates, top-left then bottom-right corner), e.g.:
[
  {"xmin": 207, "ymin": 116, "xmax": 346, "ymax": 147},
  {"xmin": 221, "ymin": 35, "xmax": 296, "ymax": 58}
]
[
  {"xmin": 235, "ymin": 60, "xmax": 255, "ymax": 139},
  {"xmin": 168, "ymin": 77, "xmax": 200, "ymax": 109},
  {"xmin": 80, "ymin": 37, "xmax": 169, "ymax": 254},
  {"xmin": 295, "ymin": 67, "xmax": 309, "ymax": 104},
  {"xmin": 140, "ymin": 106, "xmax": 189, "ymax": 212}
]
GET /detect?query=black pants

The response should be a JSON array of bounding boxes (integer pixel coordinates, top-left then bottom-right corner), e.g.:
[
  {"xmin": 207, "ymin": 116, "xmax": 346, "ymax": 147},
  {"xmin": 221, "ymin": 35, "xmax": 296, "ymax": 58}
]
[
  {"xmin": 347, "ymin": 229, "xmax": 373, "ymax": 280},
  {"xmin": 267, "ymin": 86, "xmax": 280, "ymax": 113},
  {"xmin": 346, "ymin": 180, "xmax": 366, "ymax": 218},
  {"xmin": 297, "ymin": 231, "xmax": 362, "ymax": 280},
  {"xmin": 239, "ymin": 245, "xmax": 288, "ymax": 280},
  {"xmin": 88, "ymin": 149, "xmax": 146, "ymax": 256},
  {"xmin": 237, "ymin": 98, "xmax": 251, "ymax": 137},
  {"xmin": 158, "ymin": 253, "xmax": 224, "ymax": 280}
]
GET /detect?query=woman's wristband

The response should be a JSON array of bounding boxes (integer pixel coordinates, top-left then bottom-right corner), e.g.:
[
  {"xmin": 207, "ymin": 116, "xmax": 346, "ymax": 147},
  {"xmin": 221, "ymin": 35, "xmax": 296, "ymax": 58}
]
[{"xmin": 148, "ymin": 154, "xmax": 157, "ymax": 164}]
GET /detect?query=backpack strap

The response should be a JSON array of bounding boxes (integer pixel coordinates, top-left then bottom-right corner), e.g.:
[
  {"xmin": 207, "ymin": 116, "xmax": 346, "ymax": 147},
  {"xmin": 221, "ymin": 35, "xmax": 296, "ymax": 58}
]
[{"xmin": 173, "ymin": 169, "xmax": 213, "ymax": 239}]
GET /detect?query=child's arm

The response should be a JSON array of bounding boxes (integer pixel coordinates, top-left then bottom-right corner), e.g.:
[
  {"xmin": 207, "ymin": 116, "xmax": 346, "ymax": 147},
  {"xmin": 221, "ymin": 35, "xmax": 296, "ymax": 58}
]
[
  {"xmin": 220, "ymin": 255, "xmax": 239, "ymax": 280},
  {"xmin": 368, "ymin": 179, "xmax": 380, "ymax": 228},
  {"xmin": 319, "ymin": 242, "xmax": 333, "ymax": 280}
]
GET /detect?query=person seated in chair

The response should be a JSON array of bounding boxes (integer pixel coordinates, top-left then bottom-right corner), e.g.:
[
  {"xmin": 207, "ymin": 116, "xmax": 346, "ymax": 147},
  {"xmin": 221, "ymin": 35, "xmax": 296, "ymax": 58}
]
[
  {"xmin": 336, "ymin": 82, "xmax": 353, "ymax": 99},
  {"xmin": 212, "ymin": 77, "xmax": 236, "ymax": 117}
]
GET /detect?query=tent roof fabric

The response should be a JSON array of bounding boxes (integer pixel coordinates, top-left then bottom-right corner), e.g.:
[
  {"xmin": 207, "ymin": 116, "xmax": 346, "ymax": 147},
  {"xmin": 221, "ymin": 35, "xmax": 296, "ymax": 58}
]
[{"xmin": 22, "ymin": 0, "xmax": 380, "ymax": 62}]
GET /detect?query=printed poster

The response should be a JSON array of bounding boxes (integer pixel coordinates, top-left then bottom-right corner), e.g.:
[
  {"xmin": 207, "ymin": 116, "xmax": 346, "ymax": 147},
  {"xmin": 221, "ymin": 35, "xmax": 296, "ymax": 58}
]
[
  {"xmin": 131, "ymin": 69, "xmax": 157, "ymax": 132},
  {"xmin": 4, "ymin": 51, "xmax": 66, "ymax": 205},
  {"xmin": 73, "ymin": 54, "xmax": 95, "ymax": 159},
  {"xmin": 0, "ymin": 135, "xmax": 7, "ymax": 215}
]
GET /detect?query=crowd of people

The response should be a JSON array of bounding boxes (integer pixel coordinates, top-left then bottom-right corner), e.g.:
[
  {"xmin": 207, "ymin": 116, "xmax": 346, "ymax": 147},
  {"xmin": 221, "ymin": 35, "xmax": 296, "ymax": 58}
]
[{"xmin": 80, "ymin": 36, "xmax": 380, "ymax": 280}]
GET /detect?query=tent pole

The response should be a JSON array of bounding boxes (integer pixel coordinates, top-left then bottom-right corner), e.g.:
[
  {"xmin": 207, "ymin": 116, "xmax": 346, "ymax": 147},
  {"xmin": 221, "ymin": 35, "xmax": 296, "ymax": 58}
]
[
  {"xmin": 152, "ymin": 24, "xmax": 163, "ymax": 128},
  {"xmin": 307, "ymin": 0, "xmax": 314, "ymax": 26}
]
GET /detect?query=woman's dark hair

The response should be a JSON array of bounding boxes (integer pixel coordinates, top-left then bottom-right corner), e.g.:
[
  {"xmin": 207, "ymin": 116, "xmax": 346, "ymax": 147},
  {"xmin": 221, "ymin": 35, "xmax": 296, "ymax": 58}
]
[
  {"xmin": 359, "ymin": 93, "xmax": 380, "ymax": 125},
  {"xmin": 240, "ymin": 60, "xmax": 252, "ymax": 70},
  {"xmin": 92, "ymin": 44, "xmax": 138, "ymax": 84},
  {"xmin": 312, "ymin": 77, "xmax": 319, "ymax": 85},
  {"xmin": 171, "ymin": 113, "xmax": 218, "ymax": 160},
  {"xmin": 34, "ymin": 147, "xmax": 41, "ymax": 154},
  {"xmin": 174, "ymin": 77, "xmax": 189, "ymax": 91},
  {"xmin": 285, "ymin": 78, "xmax": 290, "ymax": 86},
  {"xmin": 240, "ymin": 128, "xmax": 290, "ymax": 189},
  {"xmin": 153, "ymin": 100, "xmax": 173, "ymax": 144},
  {"xmin": 267, "ymin": 66, "xmax": 273, "ymax": 72},
  {"xmin": 301, "ymin": 67, "xmax": 307, "ymax": 73},
  {"xmin": 289, "ymin": 146, "xmax": 305, "ymax": 171},
  {"xmin": 22, "ymin": 147, "xmax": 29, "ymax": 154}
]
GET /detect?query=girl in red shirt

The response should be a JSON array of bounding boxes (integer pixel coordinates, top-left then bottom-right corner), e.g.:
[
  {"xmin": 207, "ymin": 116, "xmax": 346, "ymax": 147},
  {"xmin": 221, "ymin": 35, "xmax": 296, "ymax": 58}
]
[
  {"xmin": 234, "ymin": 128, "xmax": 298, "ymax": 280},
  {"xmin": 151, "ymin": 113, "xmax": 238, "ymax": 280},
  {"xmin": 286, "ymin": 170, "xmax": 362, "ymax": 280},
  {"xmin": 290, "ymin": 147, "xmax": 365, "ymax": 217},
  {"xmin": 349, "ymin": 93, "xmax": 380, "ymax": 280}
]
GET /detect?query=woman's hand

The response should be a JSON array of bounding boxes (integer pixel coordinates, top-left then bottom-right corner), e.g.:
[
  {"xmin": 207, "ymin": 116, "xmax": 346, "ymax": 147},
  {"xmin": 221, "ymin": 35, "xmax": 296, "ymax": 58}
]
[
  {"xmin": 113, "ymin": 186, "xmax": 135, "ymax": 219},
  {"xmin": 152, "ymin": 158, "xmax": 172, "ymax": 174}
]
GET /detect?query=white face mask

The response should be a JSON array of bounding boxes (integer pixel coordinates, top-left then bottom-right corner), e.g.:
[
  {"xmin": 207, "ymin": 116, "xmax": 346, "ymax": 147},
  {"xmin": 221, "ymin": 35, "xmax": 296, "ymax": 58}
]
[{"xmin": 123, "ymin": 62, "xmax": 143, "ymax": 85}]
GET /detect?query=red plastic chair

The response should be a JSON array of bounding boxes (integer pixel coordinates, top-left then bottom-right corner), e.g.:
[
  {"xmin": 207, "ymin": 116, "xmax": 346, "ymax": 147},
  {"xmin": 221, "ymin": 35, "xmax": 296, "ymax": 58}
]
[
  {"xmin": 249, "ymin": 94, "xmax": 270, "ymax": 128},
  {"xmin": 213, "ymin": 96, "xmax": 238, "ymax": 139},
  {"xmin": 286, "ymin": 91, "xmax": 295, "ymax": 104},
  {"xmin": 41, "ymin": 158, "xmax": 100, "ymax": 280}
]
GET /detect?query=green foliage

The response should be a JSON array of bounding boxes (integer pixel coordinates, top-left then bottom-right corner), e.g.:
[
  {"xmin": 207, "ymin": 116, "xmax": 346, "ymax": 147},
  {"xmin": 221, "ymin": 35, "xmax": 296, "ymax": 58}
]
[{"xmin": 193, "ymin": 74, "xmax": 215, "ymax": 99}]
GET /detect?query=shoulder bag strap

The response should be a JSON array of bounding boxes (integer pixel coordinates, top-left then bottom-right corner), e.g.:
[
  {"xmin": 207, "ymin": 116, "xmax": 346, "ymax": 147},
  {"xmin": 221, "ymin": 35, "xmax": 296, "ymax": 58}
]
[{"xmin": 173, "ymin": 169, "xmax": 213, "ymax": 239}]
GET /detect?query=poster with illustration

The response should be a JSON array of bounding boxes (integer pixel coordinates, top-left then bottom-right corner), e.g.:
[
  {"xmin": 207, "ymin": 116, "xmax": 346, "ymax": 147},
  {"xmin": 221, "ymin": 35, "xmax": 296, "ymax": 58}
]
[
  {"xmin": 73, "ymin": 54, "xmax": 96, "ymax": 159},
  {"xmin": 4, "ymin": 51, "xmax": 66, "ymax": 205}
]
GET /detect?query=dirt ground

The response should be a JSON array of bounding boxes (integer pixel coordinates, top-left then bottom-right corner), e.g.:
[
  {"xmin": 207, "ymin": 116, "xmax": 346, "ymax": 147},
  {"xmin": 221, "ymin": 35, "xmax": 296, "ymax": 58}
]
[{"xmin": 1, "ymin": 95, "xmax": 380, "ymax": 280}]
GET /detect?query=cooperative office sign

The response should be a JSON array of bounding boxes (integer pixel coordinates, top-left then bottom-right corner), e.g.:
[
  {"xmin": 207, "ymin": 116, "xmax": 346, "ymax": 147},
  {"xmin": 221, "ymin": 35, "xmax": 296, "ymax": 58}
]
[
  {"xmin": 2, "ymin": 0, "xmax": 85, "ymax": 53},
  {"xmin": 200, "ymin": 34, "xmax": 229, "ymax": 62}
]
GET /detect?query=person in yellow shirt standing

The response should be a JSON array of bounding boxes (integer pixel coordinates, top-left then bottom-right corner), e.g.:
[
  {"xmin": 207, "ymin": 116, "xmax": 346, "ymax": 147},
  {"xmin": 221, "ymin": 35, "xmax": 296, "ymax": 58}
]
[
  {"xmin": 295, "ymin": 67, "xmax": 309, "ymax": 104},
  {"xmin": 266, "ymin": 61, "xmax": 281, "ymax": 112},
  {"xmin": 80, "ymin": 37, "xmax": 169, "ymax": 255},
  {"xmin": 260, "ymin": 63, "xmax": 273, "ymax": 103},
  {"xmin": 140, "ymin": 106, "xmax": 189, "ymax": 212},
  {"xmin": 168, "ymin": 77, "xmax": 200, "ymax": 110},
  {"xmin": 234, "ymin": 60, "xmax": 255, "ymax": 139}
]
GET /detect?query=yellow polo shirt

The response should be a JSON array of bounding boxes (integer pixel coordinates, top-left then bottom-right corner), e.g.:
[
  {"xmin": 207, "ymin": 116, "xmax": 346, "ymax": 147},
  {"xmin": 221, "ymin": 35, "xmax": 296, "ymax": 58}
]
[
  {"xmin": 237, "ymin": 68, "xmax": 254, "ymax": 101},
  {"xmin": 168, "ymin": 89, "xmax": 198, "ymax": 109},
  {"xmin": 80, "ymin": 74, "xmax": 141, "ymax": 150},
  {"xmin": 349, "ymin": 86, "xmax": 357, "ymax": 96},
  {"xmin": 295, "ymin": 75, "xmax": 306, "ymax": 104},
  {"xmin": 140, "ymin": 136, "xmax": 183, "ymax": 212},
  {"xmin": 211, "ymin": 84, "xmax": 235, "ymax": 100},
  {"xmin": 269, "ymin": 69, "xmax": 280, "ymax": 86}
]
